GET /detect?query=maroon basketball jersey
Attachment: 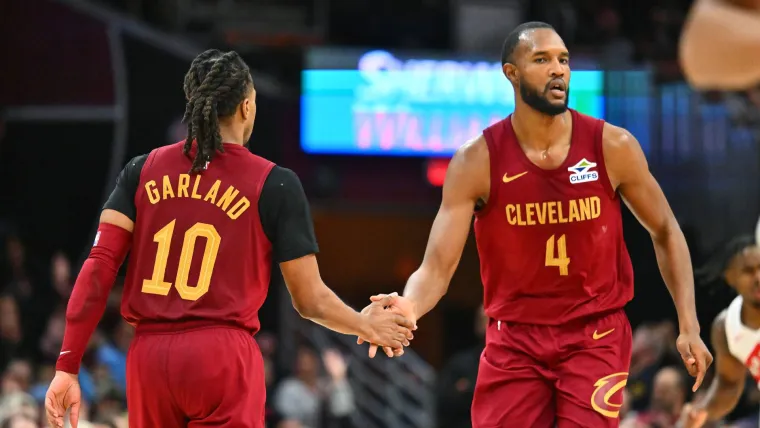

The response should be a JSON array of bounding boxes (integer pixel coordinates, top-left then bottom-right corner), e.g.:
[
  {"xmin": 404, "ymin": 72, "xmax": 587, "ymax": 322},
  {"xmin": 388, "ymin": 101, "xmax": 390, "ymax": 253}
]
[
  {"xmin": 122, "ymin": 141, "xmax": 274, "ymax": 333},
  {"xmin": 474, "ymin": 109, "xmax": 634, "ymax": 325}
]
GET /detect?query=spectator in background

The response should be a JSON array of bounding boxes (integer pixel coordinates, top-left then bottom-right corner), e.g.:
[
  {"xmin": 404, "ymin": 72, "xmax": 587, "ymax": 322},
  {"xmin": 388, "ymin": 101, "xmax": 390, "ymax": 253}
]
[
  {"xmin": 0, "ymin": 391, "xmax": 38, "ymax": 424},
  {"xmin": 646, "ymin": 0, "xmax": 687, "ymax": 82},
  {"xmin": 624, "ymin": 366, "xmax": 689, "ymax": 427},
  {"xmin": 620, "ymin": 388, "xmax": 634, "ymax": 422},
  {"xmin": 38, "ymin": 251, "xmax": 74, "ymax": 361},
  {"xmin": 0, "ymin": 413, "xmax": 37, "ymax": 428},
  {"xmin": 1, "ymin": 236, "xmax": 48, "ymax": 361},
  {"xmin": 49, "ymin": 252, "xmax": 73, "ymax": 308},
  {"xmin": 274, "ymin": 345, "xmax": 355, "ymax": 428},
  {"xmin": 436, "ymin": 306, "xmax": 487, "ymax": 428},
  {"xmin": 94, "ymin": 319, "xmax": 132, "ymax": 394},
  {"xmin": 0, "ymin": 361, "xmax": 31, "ymax": 395},
  {"xmin": 0, "ymin": 297, "xmax": 21, "ymax": 370},
  {"xmin": 627, "ymin": 323, "xmax": 669, "ymax": 410},
  {"xmin": 596, "ymin": 6, "xmax": 634, "ymax": 68}
]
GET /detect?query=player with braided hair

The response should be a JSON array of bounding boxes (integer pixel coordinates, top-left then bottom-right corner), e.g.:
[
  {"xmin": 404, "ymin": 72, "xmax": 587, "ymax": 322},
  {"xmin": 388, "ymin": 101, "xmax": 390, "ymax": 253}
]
[
  {"xmin": 679, "ymin": 235, "xmax": 760, "ymax": 427},
  {"xmin": 182, "ymin": 50, "xmax": 253, "ymax": 172},
  {"xmin": 43, "ymin": 49, "xmax": 414, "ymax": 428}
]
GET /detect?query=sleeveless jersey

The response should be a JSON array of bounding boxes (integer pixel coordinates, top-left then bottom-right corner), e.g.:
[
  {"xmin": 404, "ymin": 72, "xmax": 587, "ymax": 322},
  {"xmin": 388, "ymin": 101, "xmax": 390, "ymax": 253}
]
[
  {"xmin": 725, "ymin": 295, "xmax": 760, "ymax": 387},
  {"xmin": 122, "ymin": 141, "xmax": 274, "ymax": 334},
  {"xmin": 473, "ymin": 109, "xmax": 634, "ymax": 325}
]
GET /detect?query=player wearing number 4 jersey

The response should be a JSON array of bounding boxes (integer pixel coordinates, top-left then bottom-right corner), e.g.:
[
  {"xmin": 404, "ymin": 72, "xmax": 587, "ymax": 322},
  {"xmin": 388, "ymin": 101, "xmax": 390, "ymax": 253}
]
[
  {"xmin": 44, "ymin": 50, "xmax": 414, "ymax": 428},
  {"xmin": 363, "ymin": 22, "xmax": 712, "ymax": 427}
]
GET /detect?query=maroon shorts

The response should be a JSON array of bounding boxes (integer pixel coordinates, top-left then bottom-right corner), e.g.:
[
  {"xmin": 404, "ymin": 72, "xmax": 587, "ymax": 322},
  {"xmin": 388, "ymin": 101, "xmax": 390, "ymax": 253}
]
[
  {"xmin": 471, "ymin": 309, "xmax": 632, "ymax": 428},
  {"xmin": 126, "ymin": 325, "xmax": 266, "ymax": 428}
]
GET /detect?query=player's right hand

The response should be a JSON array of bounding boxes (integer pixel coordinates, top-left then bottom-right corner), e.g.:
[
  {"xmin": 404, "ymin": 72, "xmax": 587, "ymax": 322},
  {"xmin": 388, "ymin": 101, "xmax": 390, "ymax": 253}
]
[
  {"xmin": 677, "ymin": 403, "xmax": 708, "ymax": 428},
  {"xmin": 45, "ymin": 370, "xmax": 82, "ymax": 428},
  {"xmin": 358, "ymin": 293, "xmax": 418, "ymax": 358},
  {"xmin": 361, "ymin": 294, "xmax": 414, "ymax": 357}
]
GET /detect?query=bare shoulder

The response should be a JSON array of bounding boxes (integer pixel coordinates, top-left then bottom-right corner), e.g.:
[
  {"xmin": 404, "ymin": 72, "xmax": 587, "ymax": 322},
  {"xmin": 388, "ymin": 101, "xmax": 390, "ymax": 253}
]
[
  {"xmin": 445, "ymin": 134, "xmax": 490, "ymax": 202},
  {"xmin": 602, "ymin": 122, "xmax": 641, "ymax": 156},
  {"xmin": 711, "ymin": 309, "xmax": 730, "ymax": 352},
  {"xmin": 601, "ymin": 122, "xmax": 648, "ymax": 189},
  {"xmin": 452, "ymin": 134, "xmax": 489, "ymax": 166}
]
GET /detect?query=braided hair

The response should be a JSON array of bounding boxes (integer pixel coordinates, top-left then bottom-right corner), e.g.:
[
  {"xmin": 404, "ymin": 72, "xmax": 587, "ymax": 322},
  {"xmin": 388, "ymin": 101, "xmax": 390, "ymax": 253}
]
[
  {"xmin": 696, "ymin": 235, "xmax": 757, "ymax": 290},
  {"xmin": 182, "ymin": 49, "xmax": 253, "ymax": 173}
]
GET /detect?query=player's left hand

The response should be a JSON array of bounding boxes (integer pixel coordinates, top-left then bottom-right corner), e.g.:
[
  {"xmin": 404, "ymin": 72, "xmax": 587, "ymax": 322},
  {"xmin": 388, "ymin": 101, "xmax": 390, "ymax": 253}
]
[
  {"xmin": 676, "ymin": 332, "xmax": 714, "ymax": 392},
  {"xmin": 357, "ymin": 293, "xmax": 417, "ymax": 358},
  {"xmin": 45, "ymin": 370, "xmax": 82, "ymax": 428}
]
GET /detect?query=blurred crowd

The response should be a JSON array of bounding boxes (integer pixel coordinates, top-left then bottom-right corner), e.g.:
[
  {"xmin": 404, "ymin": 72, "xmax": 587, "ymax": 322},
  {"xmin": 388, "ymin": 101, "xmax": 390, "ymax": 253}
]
[
  {"xmin": 94, "ymin": 0, "xmax": 691, "ymax": 81},
  {"xmin": 0, "ymin": 231, "xmax": 362, "ymax": 428},
  {"xmin": 526, "ymin": 0, "xmax": 689, "ymax": 82}
]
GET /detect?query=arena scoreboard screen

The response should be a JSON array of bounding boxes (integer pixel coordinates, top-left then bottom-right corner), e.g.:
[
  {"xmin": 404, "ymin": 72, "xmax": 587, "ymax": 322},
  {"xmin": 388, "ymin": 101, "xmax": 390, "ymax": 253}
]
[{"xmin": 300, "ymin": 48, "xmax": 605, "ymax": 157}]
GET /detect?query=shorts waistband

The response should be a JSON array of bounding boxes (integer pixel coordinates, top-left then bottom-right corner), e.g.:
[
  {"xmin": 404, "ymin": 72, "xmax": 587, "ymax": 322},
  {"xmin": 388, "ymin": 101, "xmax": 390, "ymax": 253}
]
[
  {"xmin": 490, "ymin": 308, "xmax": 624, "ymax": 330},
  {"xmin": 135, "ymin": 319, "xmax": 253, "ymax": 335}
]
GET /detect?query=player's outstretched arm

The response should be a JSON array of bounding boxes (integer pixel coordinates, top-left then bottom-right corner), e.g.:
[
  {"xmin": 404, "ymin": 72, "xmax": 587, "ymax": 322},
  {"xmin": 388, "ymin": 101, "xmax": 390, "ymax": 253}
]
[
  {"xmin": 603, "ymin": 123, "xmax": 713, "ymax": 390},
  {"xmin": 47, "ymin": 208, "xmax": 133, "ymax": 428},
  {"xmin": 265, "ymin": 167, "xmax": 413, "ymax": 350},
  {"xmin": 679, "ymin": 311, "xmax": 745, "ymax": 427},
  {"xmin": 280, "ymin": 255, "xmax": 414, "ymax": 349},
  {"xmin": 401, "ymin": 136, "xmax": 489, "ymax": 321},
  {"xmin": 356, "ymin": 137, "xmax": 488, "ymax": 358}
]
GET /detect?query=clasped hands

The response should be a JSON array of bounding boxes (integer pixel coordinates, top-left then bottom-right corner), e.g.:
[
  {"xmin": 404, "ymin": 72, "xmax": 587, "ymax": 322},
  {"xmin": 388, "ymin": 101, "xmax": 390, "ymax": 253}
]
[{"xmin": 358, "ymin": 292, "xmax": 417, "ymax": 358}]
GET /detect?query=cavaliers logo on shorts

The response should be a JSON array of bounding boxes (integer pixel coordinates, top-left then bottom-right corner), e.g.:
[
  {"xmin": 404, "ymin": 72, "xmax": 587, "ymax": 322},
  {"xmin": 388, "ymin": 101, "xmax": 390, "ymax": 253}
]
[{"xmin": 590, "ymin": 372, "xmax": 628, "ymax": 418}]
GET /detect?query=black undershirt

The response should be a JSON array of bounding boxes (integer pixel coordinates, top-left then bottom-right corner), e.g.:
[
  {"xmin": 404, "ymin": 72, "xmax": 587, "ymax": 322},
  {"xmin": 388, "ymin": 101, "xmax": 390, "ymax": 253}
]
[{"xmin": 103, "ymin": 155, "xmax": 319, "ymax": 263}]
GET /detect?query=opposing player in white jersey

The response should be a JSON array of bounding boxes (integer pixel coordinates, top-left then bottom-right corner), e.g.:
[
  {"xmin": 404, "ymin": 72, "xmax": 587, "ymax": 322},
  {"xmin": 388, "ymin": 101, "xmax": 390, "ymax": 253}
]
[{"xmin": 680, "ymin": 235, "xmax": 760, "ymax": 427}]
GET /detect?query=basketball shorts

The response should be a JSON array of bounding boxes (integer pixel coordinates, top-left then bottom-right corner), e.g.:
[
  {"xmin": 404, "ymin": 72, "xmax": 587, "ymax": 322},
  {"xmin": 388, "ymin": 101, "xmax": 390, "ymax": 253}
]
[
  {"xmin": 126, "ymin": 325, "xmax": 266, "ymax": 428},
  {"xmin": 471, "ymin": 309, "xmax": 632, "ymax": 428}
]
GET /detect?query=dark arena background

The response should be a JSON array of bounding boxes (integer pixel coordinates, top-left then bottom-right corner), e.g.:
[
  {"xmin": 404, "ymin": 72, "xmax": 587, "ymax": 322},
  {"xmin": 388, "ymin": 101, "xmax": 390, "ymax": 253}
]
[{"xmin": 2, "ymin": 0, "xmax": 760, "ymax": 427}]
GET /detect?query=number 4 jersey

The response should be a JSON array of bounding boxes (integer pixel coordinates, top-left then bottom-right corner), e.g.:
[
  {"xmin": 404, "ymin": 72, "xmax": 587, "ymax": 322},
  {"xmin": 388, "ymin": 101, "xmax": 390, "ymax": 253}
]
[
  {"xmin": 474, "ymin": 109, "xmax": 634, "ymax": 325},
  {"xmin": 105, "ymin": 141, "xmax": 318, "ymax": 334}
]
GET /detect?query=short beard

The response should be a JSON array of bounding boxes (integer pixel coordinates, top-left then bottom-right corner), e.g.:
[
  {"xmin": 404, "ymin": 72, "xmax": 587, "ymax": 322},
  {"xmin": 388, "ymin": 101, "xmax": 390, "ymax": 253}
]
[{"xmin": 519, "ymin": 79, "xmax": 569, "ymax": 116}]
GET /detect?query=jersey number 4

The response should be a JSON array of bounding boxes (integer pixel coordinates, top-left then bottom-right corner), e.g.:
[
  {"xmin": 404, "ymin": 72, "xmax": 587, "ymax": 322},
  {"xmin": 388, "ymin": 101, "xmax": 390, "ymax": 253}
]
[
  {"xmin": 545, "ymin": 234, "xmax": 570, "ymax": 276},
  {"xmin": 141, "ymin": 220, "xmax": 221, "ymax": 301}
]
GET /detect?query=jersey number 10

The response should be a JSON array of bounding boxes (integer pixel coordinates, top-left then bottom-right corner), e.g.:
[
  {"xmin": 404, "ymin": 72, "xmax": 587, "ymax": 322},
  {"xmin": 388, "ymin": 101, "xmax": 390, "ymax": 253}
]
[
  {"xmin": 545, "ymin": 234, "xmax": 570, "ymax": 276},
  {"xmin": 141, "ymin": 220, "xmax": 221, "ymax": 301}
]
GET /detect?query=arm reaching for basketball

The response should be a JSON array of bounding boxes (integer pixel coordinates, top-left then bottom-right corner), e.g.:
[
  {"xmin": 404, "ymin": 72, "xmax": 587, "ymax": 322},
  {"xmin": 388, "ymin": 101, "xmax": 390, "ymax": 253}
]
[
  {"xmin": 678, "ymin": 311, "xmax": 746, "ymax": 428},
  {"xmin": 46, "ymin": 209, "xmax": 134, "ymax": 428},
  {"xmin": 280, "ymin": 255, "xmax": 413, "ymax": 349},
  {"xmin": 603, "ymin": 123, "xmax": 713, "ymax": 390},
  {"xmin": 358, "ymin": 136, "xmax": 489, "ymax": 356}
]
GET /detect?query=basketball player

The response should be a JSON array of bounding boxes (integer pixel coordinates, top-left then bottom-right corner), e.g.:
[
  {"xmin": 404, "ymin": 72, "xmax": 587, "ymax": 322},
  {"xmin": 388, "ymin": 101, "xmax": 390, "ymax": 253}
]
[
  {"xmin": 360, "ymin": 22, "xmax": 712, "ymax": 426},
  {"xmin": 43, "ymin": 50, "xmax": 414, "ymax": 428},
  {"xmin": 680, "ymin": 0, "xmax": 760, "ymax": 90},
  {"xmin": 678, "ymin": 236, "xmax": 760, "ymax": 428}
]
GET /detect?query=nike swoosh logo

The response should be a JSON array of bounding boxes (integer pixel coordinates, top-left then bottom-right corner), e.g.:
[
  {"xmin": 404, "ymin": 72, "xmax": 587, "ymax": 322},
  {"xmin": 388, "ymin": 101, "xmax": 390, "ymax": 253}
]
[
  {"xmin": 59, "ymin": 351, "xmax": 71, "ymax": 356},
  {"xmin": 502, "ymin": 171, "xmax": 528, "ymax": 183},
  {"xmin": 592, "ymin": 328, "xmax": 615, "ymax": 340}
]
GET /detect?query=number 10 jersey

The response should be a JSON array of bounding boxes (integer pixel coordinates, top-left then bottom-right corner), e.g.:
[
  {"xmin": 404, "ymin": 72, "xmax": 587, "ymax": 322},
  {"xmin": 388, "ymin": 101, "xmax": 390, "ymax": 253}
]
[{"xmin": 122, "ymin": 141, "xmax": 275, "ymax": 334}]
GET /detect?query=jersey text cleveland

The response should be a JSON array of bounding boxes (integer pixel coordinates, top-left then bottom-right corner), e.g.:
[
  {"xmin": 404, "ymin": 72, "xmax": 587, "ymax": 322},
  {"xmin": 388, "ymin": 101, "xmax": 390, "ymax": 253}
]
[{"xmin": 505, "ymin": 196, "xmax": 601, "ymax": 226}]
